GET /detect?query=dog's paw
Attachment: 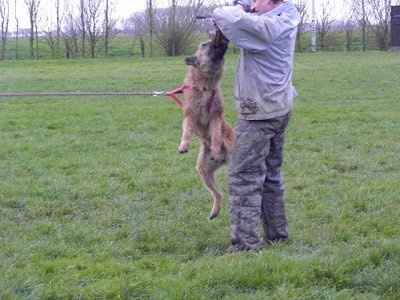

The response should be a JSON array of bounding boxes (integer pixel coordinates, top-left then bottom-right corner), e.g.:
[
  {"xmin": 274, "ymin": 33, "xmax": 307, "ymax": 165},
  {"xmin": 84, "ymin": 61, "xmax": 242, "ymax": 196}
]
[
  {"xmin": 209, "ymin": 210, "xmax": 219, "ymax": 220},
  {"xmin": 178, "ymin": 144, "xmax": 189, "ymax": 153}
]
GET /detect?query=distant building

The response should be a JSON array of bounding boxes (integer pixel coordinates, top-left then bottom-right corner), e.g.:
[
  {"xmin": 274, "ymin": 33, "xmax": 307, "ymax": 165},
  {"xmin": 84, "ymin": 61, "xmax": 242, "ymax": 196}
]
[
  {"xmin": 391, "ymin": 6, "xmax": 400, "ymax": 50},
  {"xmin": 7, "ymin": 28, "xmax": 45, "ymax": 38}
]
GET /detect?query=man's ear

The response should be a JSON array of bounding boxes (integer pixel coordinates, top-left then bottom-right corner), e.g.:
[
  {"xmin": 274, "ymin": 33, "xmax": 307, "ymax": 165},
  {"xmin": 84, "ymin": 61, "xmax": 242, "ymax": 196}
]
[{"xmin": 185, "ymin": 56, "xmax": 199, "ymax": 67}]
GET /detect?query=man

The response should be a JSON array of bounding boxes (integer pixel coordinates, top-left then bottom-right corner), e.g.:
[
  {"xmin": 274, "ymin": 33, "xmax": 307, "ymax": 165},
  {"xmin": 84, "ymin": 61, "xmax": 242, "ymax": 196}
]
[{"xmin": 212, "ymin": 0, "xmax": 300, "ymax": 252}]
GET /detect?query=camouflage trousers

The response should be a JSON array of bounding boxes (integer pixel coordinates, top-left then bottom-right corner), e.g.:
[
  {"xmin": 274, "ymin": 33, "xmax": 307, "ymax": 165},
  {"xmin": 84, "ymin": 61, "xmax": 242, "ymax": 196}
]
[{"xmin": 228, "ymin": 113, "xmax": 291, "ymax": 251}]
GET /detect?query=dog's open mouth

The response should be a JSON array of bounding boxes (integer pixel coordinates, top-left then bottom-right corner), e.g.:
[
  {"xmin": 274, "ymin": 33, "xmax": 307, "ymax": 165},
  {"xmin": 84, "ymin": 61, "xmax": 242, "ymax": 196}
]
[{"xmin": 211, "ymin": 28, "xmax": 229, "ymax": 48}]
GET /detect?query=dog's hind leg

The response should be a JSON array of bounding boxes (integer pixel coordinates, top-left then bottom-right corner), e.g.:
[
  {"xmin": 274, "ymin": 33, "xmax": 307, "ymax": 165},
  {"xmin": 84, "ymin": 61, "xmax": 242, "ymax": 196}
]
[
  {"xmin": 209, "ymin": 116, "xmax": 223, "ymax": 162},
  {"xmin": 196, "ymin": 144, "xmax": 224, "ymax": 219},
  {"xmin": 179, "ymin": 116, "xmax": 192, "ymax": 153}
]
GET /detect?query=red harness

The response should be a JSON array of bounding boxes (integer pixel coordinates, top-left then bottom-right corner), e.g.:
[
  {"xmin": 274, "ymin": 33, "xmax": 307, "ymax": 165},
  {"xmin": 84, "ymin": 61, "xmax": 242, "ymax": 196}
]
[{"xmin": 165, "ymin": 84, "xmax": 215, "ymax": 112}]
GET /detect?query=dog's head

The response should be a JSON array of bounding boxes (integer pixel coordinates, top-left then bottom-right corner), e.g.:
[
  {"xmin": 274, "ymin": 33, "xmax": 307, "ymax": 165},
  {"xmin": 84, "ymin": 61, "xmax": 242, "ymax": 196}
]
[{"xmin": 185, "ymin": 39, "xmax": 228, "ymax": 69}]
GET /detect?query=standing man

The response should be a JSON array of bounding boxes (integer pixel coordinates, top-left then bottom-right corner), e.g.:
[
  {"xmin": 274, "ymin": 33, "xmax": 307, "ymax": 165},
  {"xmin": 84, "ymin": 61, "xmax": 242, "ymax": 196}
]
[{"xmin": 212, "ymin": 0, "xmax": 300, "ymax": 252}]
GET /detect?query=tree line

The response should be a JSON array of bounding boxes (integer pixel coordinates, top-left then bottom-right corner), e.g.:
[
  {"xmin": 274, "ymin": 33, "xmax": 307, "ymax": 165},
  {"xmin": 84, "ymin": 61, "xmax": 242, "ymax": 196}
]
[
  {"xmin": 0, "ymin": 0, "xmax": 399, "ymax": 60},
  {"xmin": 131, "ymin": 0, "xmax": 398, "ymax": 54},
  {"xmin": 0, "ymin": 0, "xmax": 118, "ymax": 59},
  {"xmin": 312, "ymin": 0, "xmax": 399, "ymax": 52}
]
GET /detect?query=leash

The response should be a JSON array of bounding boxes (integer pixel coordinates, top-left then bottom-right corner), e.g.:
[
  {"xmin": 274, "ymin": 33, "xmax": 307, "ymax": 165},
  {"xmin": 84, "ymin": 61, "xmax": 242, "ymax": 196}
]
[
  {"xmin": 0, "ymin": 91, "xmax": 166, "ymax": 97},
  {"xmin": 164, "ymin": 85, "xmax": 189, "ymax": 107},
  {"xmin": 0, "ymin": 87, "xmax": 215, "ymax": 112},
  {"xmin": 165, "ymin": 84, "xmax": 215, "ymax": 112}
]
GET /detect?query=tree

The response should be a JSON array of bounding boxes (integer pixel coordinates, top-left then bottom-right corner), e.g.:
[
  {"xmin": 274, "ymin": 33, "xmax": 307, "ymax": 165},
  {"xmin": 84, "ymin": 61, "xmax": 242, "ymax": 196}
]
[
  {"xmin": 54, "ymin": 0, "xmax": 62, "ymax": 58},
  {"xmin": 316, "ymin": 0, "xmax": 336, "ymax": 50},
  {"xmin": 127, "ymin": 12, "xmax": 149, "ymax": 35},
  {"xmin": 153, "ymin": 0, "xmax": 210, "ymax": 56},
  {"xmin": 63, "ymin": 8, "xmax": 80, "ymax": 58},
  {"xmin": 125, "ymin": 12, "xmax": 149, "ymax": 56},
  {"xmin": 0, "ymin": 0, "xmax": 10, "ymax": 60},
  {"xmin": 85, "ymin": 0, "xmax": 103, "ymax": 58},
  {"xmin": 344, "ymin": 19, "xmax": 356, "ymax": 51},
  {"xmin": 77, "ymin": 0, "xmax": 116, "ymax": 58},
  {"xmin": 24, "ymin": 0, "xmax": 41, "ymax": 59},
  {"xmin": 146, "ymin": 0, "xmax": 155, "ymax": 56},
  {"xmin": 43, "ymin": 0, "xmax": 62, "ymax": 59},
  {"xmin": 349, "ymin": 0, "xmax": 368, "ymax": 51},
  {"xmin": 368, "ymin": 0, "xmax": 391, "ymax": 50},
  {"xmin": 140, "ymin": 35, "xmax": 145, "ymax": 57},
  {"xmin": 103, "ymin": 0, "xmax": 118, "ymax": 57},
  {"xmin": 340, "ymin": 4, "xmax": 357, "ymax": 51},
  {"xmin": 295, "ymin": 0, "xmax": 308, "ymax": 52},
  {"xmin": 78, "ymin": 0, "xmax": 86, "ymax": 57},
  {"xmin": 14, "ymin": 0, "xmax": 19, "ymax": 59},
  {"xmin": 349, "ymin": 0, "xmax": 395, "ymax": 51}
]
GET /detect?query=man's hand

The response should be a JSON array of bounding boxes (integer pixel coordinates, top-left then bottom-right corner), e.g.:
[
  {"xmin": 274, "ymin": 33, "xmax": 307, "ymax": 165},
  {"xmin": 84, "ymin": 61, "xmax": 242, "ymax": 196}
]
[{"xmin": 233, "ymin": 0, "xmax": 251, "ymax": 12}]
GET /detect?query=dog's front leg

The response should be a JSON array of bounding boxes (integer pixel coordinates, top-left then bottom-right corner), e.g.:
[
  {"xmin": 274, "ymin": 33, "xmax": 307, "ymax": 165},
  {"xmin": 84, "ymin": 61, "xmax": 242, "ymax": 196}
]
[
  {"xmin": 209, "ymin": 116, "xmax": 223, "ymax": 162},
  {"xmin": 179, "ymin": 116, "xmax": 192, "ymax": 153}
]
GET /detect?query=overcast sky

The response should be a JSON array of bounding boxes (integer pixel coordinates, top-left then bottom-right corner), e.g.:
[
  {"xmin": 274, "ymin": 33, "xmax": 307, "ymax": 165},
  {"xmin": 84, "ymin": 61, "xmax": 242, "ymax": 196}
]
[
  {"xmin": 9, "ymin": 0, "xmax": 316, "ymax": 28},
  {"xmin": 11, "ymin": 0, "xmax": 393, "ymax": 30},
  {"xmin": 8, "ymin": 0, "xmax": 166, "ymax": 28}
]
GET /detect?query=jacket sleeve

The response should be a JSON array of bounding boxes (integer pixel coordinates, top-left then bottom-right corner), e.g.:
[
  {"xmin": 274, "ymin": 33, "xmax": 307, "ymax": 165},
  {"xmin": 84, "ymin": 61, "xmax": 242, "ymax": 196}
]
[{"xmin": 212, "ymin": 6, "xmax": 295, "ymax": 51}]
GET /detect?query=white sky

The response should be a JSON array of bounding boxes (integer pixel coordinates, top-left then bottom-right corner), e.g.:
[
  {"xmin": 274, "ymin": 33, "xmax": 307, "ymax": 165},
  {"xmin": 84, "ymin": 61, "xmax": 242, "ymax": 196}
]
[
  {"xmin": 8, "ymin": 0, "xmax": 303, "ymax": 28},
  {"xmin": 8, "ymin": 0, "xmax": 164, "ymax": 28},
  {"xmin": 10, "ymin": 0, "xmax": 390, "ymax": 30}
]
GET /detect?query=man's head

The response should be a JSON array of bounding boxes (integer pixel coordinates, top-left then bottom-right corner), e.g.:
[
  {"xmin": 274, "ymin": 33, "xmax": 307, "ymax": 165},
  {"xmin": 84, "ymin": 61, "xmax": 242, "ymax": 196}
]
[{"xmin": 251, "ymin": 0, "xmax": 285, "ymax": 15}]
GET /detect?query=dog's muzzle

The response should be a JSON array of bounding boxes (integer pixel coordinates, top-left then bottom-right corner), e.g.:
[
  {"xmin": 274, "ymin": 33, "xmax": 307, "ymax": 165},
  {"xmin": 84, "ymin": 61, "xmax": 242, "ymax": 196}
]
[{"xmin": 212, "ymin": 27, "xmax": 229, "ymax": 48}]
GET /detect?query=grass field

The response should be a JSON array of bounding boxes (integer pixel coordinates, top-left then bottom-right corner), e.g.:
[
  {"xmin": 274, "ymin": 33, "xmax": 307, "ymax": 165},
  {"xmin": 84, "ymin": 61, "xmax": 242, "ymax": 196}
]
[{"xmin": 1, "ymin": 51, "xmax": 399, "ymax": 299}]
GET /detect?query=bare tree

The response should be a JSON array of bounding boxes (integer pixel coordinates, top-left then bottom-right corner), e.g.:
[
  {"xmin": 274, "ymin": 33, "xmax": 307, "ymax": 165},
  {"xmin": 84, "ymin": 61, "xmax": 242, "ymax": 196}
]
[
  {"xmin": 154, "ymin": 0, "xmax": 210, "ymax": 56},
  {"xmin": 63, "ymin": 8, "xmax": 80, "ymax": 58},
  {"xmin": 24, "ymin": 0, "xmax": 41, "ymax": 59},
  {"xmin": 349, "ymin": 0, "xmax": 395, "ymax": 51},
  {"xmin": 128, "ymin": 12, "xmax": 149, "ymax": 35},
  {"xmin": 361, "ymin": 0, "xmax": 367, "ymax": 51},
  {"xmin": 295, "ymin": 0, "xmax": 308, "ymax": 52},
  {"xmin": 140, "ymin": 35, "xmax": 145, "ymax": 57},
  {"xmin": 103, "ymin": 0, "xmax": 118, "ymax": 57},
  {"xmin": 78, "ymin": 0, "xmax": 86, "ymax": 57},
  {"xmin": 42, "ymin": 0, "xmax": 62, "ymax": 58},
  {"xmin": 0, "ymin": 0, "xmax": 10, "ymax": 60},
  {"xmin": 86, "ymin": 0, "xmax": 103, "ymax": 58},
  {"xmin": 368, "ymin": 0, "xmax": 391, "ymax": 50},
  {"xmin": 14, "ymin": 0, "xmax": 19, "ymax": 59},
  {"xmin": 316, "ymin": 0, "xmax": 336, "ymax": 50},
  {"xmin": 344, "ymin": 19, "xmax": 356, "ymax": 51},
  {"xmin": 125, "ymin": 12, "xmax": 149, "ymax": 56},
  {"xmin": 146, "ymin": 0, "xmax": 155, "ymax": 56},
  {"xmin": 55, "ymin": 0, "xmax": 62, "ymax": 58},
  {"xmin": 349, "ymin": 0, "xmax": 368, "ymax": 51},
  {"xmin": 340, "ymin": 4, "xmax": 357, "ymax": 51},
  {"xmin": 77, "ymin": 0, "xmax": 115, "ymax": 58},
  {"xmin": 104, "ymin": 0, "xmax": 111, "ymax": 57}
]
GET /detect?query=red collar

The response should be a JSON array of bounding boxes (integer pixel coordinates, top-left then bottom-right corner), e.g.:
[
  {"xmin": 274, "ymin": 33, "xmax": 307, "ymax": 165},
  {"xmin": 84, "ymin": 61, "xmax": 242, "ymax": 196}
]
[{"xmin": 165, "ymin": 84, "xmax": 215, "ymax": 112}]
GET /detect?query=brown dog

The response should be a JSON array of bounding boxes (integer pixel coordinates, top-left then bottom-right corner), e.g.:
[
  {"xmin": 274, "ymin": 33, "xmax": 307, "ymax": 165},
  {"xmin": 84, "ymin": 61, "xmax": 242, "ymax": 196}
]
[{"xmin": 178, "ymin": 39, "xmax": 234, "ymax": 219}]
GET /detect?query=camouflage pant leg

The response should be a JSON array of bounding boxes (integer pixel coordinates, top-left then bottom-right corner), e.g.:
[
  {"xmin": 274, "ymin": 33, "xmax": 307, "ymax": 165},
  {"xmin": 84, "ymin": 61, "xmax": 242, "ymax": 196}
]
[
  {"xmin": 228, "ymin": 114, "xmax": 291, "ymax": 250},
  {"xmin": 261, "ymin": 124, "xmax": 290, "ymax": 241}
]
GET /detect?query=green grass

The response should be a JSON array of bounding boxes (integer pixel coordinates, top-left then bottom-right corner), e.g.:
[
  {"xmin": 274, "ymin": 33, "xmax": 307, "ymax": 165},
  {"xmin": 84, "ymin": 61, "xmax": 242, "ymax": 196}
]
[
  {"xmin": 1, "ymin": 51, "xmax": 399, "ymax": 299},
  {"xmin": 2, "ymin": 29, "xmax": 381, "ymax": 61},
  {"xmin": 3, "ymin": 35, "xmax": 207, "ymax": 60}
]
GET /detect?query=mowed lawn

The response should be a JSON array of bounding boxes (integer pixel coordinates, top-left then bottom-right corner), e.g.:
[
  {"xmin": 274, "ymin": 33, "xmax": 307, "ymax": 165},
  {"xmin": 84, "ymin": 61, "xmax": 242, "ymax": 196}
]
[{"xmin": 0, "ymin": 51, "xmax": 399, "ymax": 299}]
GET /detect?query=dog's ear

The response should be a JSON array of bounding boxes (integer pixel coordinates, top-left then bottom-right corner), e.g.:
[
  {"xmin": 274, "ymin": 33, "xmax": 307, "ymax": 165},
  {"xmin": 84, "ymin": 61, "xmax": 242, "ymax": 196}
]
[{"xmin": 185, "ymin": 56, "xmax": 199, "ymax": 68}]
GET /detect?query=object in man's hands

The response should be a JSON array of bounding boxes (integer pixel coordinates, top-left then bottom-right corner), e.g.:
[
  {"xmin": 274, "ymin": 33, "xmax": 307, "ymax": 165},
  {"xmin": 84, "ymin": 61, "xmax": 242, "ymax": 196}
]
[{"xmin": 212, "ymin": 27, "xmax": 229, "ymax": 47}]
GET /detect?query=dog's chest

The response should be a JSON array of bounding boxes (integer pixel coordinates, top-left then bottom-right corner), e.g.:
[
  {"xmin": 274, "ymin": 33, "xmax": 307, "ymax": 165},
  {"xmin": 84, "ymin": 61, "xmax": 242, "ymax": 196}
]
[{"xmin": 185, "ymin": 91, "xmax": 217, "ymax": 122}]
